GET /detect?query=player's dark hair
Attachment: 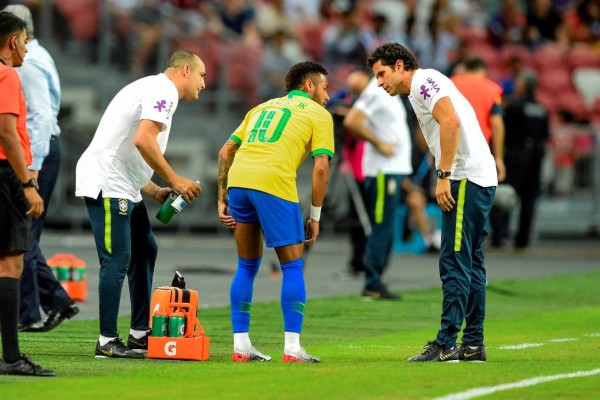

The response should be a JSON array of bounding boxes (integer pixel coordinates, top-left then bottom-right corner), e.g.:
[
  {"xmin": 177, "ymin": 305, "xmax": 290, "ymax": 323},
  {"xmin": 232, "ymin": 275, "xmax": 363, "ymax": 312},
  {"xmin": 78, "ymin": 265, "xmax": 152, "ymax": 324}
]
[
  {"xmin": 367, "ymin": 42, "xmax": 419, "ymax": 71},
  {"xmin": 0, "ymin": 12, "xmax": 26, "ymax": 46},
  {"xmin": 284, "ymin": 61, "xmax": 328, "ymax": 92},
  {"xmin": 463, "ymin": 57, "xmax": 487, "ymax": 72}
]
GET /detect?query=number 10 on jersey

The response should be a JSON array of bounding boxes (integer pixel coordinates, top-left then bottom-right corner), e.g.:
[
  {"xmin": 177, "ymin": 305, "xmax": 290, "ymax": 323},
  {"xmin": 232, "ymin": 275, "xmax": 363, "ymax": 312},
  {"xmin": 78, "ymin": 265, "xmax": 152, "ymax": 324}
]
[{"xmin": 247, "ymin": 108, "xmax": 291, "ymax": 143}]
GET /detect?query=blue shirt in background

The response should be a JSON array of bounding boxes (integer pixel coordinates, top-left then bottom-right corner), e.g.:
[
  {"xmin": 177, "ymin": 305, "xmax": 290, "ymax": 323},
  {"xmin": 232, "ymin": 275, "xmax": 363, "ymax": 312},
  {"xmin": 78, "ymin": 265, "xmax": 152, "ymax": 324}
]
[{"xmin": 17, "ymin": 38, "xmax": 61, "ymax": 170}]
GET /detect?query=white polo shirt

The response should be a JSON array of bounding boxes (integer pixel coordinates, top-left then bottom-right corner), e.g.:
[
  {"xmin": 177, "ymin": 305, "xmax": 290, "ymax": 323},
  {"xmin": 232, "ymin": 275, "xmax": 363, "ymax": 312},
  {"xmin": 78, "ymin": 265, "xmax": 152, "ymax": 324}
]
[
  {"xmin": 408, "ymin": 68, "xmax": 497, "ymax": 188},
  {"xmin": 75, "ymin": 73, "xmax": 179, "ymax": 202},
  {"xmin": 353, "ymin": 78, "xmax": 412, "ymax": 177}
]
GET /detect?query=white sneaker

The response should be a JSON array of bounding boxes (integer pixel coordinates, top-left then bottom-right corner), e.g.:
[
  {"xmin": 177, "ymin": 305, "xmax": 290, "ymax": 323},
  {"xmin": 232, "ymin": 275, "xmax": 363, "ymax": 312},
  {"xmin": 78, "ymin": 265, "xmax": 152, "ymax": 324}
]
[
  {"xmin": 231, "ymin": 346, "xmax": 272, "ymax": 362},
  {"xmin": 282, "ymin": 347, "xmax": 321, "ymax": 363}
]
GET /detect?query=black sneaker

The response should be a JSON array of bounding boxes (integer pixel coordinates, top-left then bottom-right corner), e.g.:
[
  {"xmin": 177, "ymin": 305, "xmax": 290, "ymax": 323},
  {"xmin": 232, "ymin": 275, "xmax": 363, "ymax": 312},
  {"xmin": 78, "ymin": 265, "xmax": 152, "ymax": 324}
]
[
  {"xmin": 0, "ymin": 354, "xmax": 55, "ymax": 377},
  {"xmin": 408, "ymin": 341, "xmax": 459, "ymax": 362},
  {"xmin": 362, "ymin": 286, "xmax": 402, "ymax": 301},
  {"xmin": 379, "ymin": 285, "xmax": 402, "ymax": 300},
  {"xmin": 95, "ymin": 337, "xmax": 145, "ymax": 359},
  {"xmin": 43, "ymin": 301, "xmax": 80, "ymax": 332},
  {"xmin": 127, "ymin": 330, "xmax": 150, "ymax": 353},
  {"xmin": 459, "ymin": 345, "xmax": 487, "ymax": 362},
  {"xmin": 362, "ymin": 288, "xmax": 380, "ymax": 300}
]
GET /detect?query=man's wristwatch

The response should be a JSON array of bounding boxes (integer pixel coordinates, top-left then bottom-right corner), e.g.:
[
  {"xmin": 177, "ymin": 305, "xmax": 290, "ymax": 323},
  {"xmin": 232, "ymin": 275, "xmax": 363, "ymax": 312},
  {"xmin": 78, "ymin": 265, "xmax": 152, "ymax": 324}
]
[
  {"xmin": 22, "ymin": 178, "xmax": 37, "ymax": 188},
  {"xmin": 436, "ymin": 169, "xmax": 451, "ymax": 179}
]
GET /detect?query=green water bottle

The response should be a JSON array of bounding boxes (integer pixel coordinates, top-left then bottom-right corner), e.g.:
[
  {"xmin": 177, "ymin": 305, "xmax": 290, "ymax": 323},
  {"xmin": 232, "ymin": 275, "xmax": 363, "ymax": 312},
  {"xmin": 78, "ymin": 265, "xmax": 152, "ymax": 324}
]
[
  {"xmin": 57, "ymin": 264, "xmax": 70, "ymax": 282},
  {"xmin": 168, "ymin": 311, "xmax": 186, "ymax": 337},
  {"xmin": 152, "ymin": 313, "xmax": 169, "ymax": 337},
  {"xmin": 156, "ymin": 192, "xmax": 179, "ymax": 224},
  {"xmin": 155, "ymin": 181, "xmax": 199, "ymax": 224}
]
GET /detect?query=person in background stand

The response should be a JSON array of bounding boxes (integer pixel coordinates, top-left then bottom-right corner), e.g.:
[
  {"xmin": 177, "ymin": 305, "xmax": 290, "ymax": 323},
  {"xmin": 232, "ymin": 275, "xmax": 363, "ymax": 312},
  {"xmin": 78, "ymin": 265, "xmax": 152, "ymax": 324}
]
[
  {"xmin": 343, "ymin": 68, "xmax": 412, "ymax": 300},
  {"xmin": 400, "ymin": 149, "xmax": 442, "ymax": 253},
  {"xmin": 451, "ymin": 57, "xmax": 506, "ymax": 182},
  {"xmin": 494, "ymin": 70, "xmax": 549, "ymax": 249},
  {"xmin": 0, "ymin": 11, "xmax": 54, "ymax": 376},
  {"xmin": 2, "ymin": 4, "xmax": 79, "ymax": 334},
  {"xmin": 368, "ymin": 42, "xmax": 497, "ymax": 362},
  {"xmin": 341, "ymin": 132, "xmax": 368, "ymax": 277},
  {"xmin": 329, "ymin": 71, "xmax": 368, "ymax": 280},
  {"xmin": 451, "ymin": 57, "xmax": 507, "ymax": 248},
  {"xmin": 401, "ymin": 96, "xmax": 442, "ymax": 253}
]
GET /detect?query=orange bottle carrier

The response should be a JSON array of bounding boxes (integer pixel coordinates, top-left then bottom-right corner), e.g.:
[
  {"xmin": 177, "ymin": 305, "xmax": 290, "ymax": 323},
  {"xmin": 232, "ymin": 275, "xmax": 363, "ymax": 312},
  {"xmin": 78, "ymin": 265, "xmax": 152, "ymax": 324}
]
[
  {"xmin": 48, "ymin": 253, "xmax": 87, "ymax": 301},
  {"xmin": 148, "ymin": 286, "xmax": 210, "ymax": 361}
]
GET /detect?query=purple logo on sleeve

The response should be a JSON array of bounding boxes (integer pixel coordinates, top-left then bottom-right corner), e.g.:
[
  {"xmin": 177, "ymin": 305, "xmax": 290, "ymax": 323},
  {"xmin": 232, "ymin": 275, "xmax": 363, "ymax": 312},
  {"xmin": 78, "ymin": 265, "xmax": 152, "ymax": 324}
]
[
  {"xmin": 427, "ymin": 77, "xmax": 441, "ymax": 93},
  {"xmin": 420, "ymin": 85, "xmax": 431, "ymax": 100},
  {"xmin": 154, "ymin": 100, "xmax": 167, "ymax": 112}
]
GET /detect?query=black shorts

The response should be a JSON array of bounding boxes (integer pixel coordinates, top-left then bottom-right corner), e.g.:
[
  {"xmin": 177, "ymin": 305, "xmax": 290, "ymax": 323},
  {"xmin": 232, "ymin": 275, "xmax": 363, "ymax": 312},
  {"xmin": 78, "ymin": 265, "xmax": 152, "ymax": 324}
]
[{"xmin": 0, "ymin": 163, "xmax": 30, "ymax": 256}]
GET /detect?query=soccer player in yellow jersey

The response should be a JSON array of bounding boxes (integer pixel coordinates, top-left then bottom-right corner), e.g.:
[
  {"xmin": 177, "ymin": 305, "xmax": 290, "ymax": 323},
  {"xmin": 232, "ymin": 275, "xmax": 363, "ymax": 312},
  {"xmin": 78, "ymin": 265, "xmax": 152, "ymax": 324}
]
[{"xmin": 218, "ymin": 61, "xmax": 334, "ymax": 363}]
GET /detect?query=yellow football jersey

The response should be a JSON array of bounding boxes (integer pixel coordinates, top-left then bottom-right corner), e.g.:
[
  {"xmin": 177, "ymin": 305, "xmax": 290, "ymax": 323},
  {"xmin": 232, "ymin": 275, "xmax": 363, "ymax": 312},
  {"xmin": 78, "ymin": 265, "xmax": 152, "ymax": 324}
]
[{"xmin": 227, "ymin": 90, "xmax": 334, "ymax": 202}]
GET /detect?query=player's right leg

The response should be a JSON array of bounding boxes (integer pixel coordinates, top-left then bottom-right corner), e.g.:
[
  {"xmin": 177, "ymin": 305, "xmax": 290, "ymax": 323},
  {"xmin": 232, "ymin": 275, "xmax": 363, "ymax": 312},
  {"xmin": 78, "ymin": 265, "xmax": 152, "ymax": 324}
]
[
  {"xmin": 85, "ymin": 195, "xmax": 143, "ymax": 359},
  {"xmin": 228, "ymin": 188, "xmax": 270, "ymax": 362}
]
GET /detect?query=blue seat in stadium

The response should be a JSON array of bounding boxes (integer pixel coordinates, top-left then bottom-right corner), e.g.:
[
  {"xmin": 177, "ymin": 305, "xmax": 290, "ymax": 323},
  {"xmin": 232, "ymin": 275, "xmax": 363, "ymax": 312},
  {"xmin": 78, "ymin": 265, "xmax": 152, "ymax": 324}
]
[{"xmin": 393, "ymin": 203, "xmax": 442, "ymax": 255}]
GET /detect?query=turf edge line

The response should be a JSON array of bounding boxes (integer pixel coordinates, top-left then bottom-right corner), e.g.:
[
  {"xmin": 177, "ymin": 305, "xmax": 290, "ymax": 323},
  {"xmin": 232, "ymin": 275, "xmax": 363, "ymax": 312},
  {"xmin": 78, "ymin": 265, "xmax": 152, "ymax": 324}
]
[{"xmin": 434, "ymin": 368, "xmax": 600, "ymax": 400}]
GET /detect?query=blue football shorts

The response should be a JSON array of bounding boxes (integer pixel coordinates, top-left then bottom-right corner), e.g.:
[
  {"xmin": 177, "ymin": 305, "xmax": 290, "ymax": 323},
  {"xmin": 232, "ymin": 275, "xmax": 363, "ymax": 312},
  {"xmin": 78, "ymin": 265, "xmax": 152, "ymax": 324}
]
[{"xmin": 228, "ymin": 188, "xmax": 304, "ymax": 248}]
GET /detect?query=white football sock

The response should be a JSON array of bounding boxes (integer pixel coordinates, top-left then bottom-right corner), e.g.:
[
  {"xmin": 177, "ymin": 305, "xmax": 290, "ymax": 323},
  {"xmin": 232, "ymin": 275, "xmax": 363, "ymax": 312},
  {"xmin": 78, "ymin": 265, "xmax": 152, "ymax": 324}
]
[
  {"xmin": 130, "ymin": 329, "xmax": 148, "ymax": 339},
  {"xmin": 234, "ymin": 332, "xmax": 252, "ymax": 351},
  {"xmin": 284, "ymin": 332, "xmax": 301, "ymax": 353},
  {"xmin": 99, "ymin": 335, "xmax": 117, "ymax": 346}
]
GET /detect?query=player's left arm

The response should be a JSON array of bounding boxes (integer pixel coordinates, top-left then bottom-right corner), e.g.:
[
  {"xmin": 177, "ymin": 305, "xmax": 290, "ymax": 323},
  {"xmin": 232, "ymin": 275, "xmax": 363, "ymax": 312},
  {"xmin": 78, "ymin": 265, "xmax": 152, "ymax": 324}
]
[
  {"xmin": 305, "ymin": 109, "xmax": 334, "ymax": 245},
  {"xmin": 432, "ymin": 96, "xmax": 459, "ymax": 211},
  {"xmin": 305, "ymin": 154, "xmax": 329, "ymax": 246}
]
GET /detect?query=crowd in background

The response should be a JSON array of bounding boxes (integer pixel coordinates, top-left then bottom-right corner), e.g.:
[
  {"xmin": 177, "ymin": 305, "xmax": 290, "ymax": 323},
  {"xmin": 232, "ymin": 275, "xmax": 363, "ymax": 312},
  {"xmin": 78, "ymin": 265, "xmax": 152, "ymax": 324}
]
[
  {"xmin": 4, "ymin": 0, "xmax": 600, "ymax": 225},
  {"xmin": 8, "ymin": 1, "xmax": 599, "ymax": 119}
]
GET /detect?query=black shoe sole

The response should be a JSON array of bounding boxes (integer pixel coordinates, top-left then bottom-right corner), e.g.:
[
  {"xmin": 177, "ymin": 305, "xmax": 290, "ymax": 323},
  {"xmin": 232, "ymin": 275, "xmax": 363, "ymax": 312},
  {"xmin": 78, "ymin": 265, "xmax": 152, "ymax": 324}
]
[
  {"xmin": 18, "ymin": 325, "xmax": 45, "ymax": 333},
  {"xmin": 43, "ymin": 303, "xmax": 80, "ymax": 332},
  {"xmin": 94, "ymin": 354, "xmax": 145, "ymax": 359}
]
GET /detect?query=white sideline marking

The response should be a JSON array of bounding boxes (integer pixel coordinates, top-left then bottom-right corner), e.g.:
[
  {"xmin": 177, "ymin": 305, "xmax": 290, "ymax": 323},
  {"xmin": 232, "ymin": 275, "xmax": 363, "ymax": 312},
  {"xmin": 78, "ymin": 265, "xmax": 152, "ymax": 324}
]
[
  {"xmin": 434, "ymin": 368, "xmax": 600, "ymax": 400},
  {"xmin": 498, "ymin": 343, "xmax": 544, "ymax": 350},
  {"xmin": 345, "ymin": 345, "xmax": 395, "ymax": 349},
  {"xmin": 499, "ymin": 333, "xmax": 592, "ymax": 350}
]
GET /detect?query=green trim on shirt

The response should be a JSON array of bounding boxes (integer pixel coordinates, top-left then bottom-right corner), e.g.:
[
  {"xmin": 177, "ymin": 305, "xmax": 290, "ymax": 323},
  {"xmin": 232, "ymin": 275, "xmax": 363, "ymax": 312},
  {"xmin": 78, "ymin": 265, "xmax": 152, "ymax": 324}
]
[
  {"xmin": 311, "ymin": 149, "xmax": 334, "ymax": 159},
  {"xmin": 287, "ymin": 90, "xmax": 310, "ymax": 99},
  {"xmin": 230, "ymin": 135, "xmax": 242, "ymax": 145}
]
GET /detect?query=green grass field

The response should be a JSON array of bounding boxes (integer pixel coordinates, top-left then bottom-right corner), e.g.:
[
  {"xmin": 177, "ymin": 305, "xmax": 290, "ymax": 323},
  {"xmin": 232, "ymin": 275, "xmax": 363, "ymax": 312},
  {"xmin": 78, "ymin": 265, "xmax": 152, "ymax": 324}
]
[{"xmin": 2, "ymin": 271, "xmax": 599, "ymax": 400}]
